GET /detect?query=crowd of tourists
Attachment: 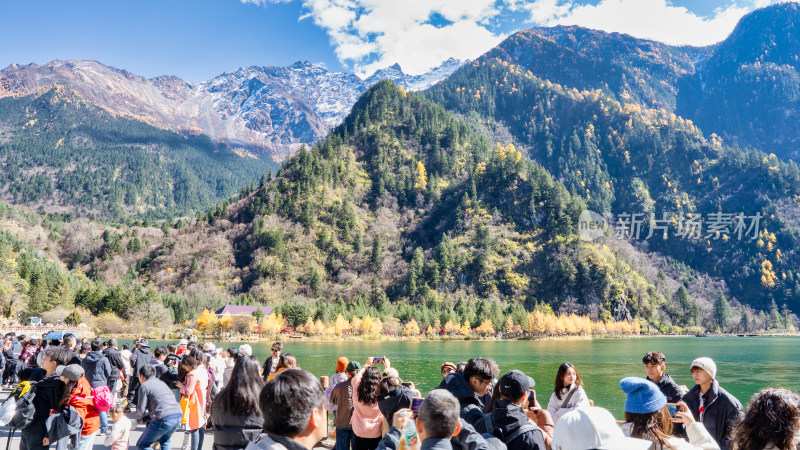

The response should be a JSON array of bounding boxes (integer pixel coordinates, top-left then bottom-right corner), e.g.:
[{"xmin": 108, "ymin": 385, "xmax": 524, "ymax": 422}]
[{"xmin": 0, "ymin": 332, "xmax": 798, "ymax": 450}]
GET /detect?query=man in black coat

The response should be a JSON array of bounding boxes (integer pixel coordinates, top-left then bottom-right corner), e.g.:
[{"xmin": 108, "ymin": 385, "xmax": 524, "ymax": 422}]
[
  {"xmin": 18, "ymin": 346, "xmax": 72, "ymax": 450},
  {"xmin": 261, "ymin": 341, "xmax": 283, "ymax": 380},
  {"xmin": 2, "ymin": 334, "xmax": 19, "ymax": 387},
  {"xmin": 62, "ymin": 334, "xmax": 82, "ymax": 366},
  {"xmin": 682, "ymin": 357, "xmax": 743, "ymax": 450},
  {"xmin": 126, "ymin": 339, "xmax": 153, "ymax": 409},
  {"xmin": 474, "ymin": 370, "xmax": 546, "ymax": 450},
  {"xmin": 643, "ymin": 351, "xmax": 685, "ymax": 402},
  {"xmin": 102, "ymin": 338, "xmax": 125, "ymax": 397},
  {"xmin": 439, "ymin": 358, "xmax": 498, "ymax": 427}
]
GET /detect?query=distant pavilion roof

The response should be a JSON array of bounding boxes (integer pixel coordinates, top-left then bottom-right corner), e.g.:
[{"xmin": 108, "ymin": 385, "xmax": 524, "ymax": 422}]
[{"xmin": 215, "ymin": 305, "xmax": 274, "ymax": 316}]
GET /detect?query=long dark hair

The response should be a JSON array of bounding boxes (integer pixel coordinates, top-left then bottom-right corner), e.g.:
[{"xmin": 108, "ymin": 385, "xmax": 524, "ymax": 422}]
[
  {"xmin": 181, "ymin": 354, "xmax": 200, "ymax": 371},
  {"xmin": 625, "ymin": 408, "xmax": 674, "ymax": 449},
  {"xmin": 58, "ymin": 379, "xmax": 79, "ymax": 408},
  {"xmin": 731, "ymin": 388, "xmax": 800, "ymax": 450},
  {"xmin": 554, "ymin": 362, "xmax": 583, "ymax": 400},
  {"xmin": 215, "ymin": 355, "xmax": 264, "ymax": 417},
  {"xmin": 357, "ymin": 366, "xmax": 381, "ymax": 406}
]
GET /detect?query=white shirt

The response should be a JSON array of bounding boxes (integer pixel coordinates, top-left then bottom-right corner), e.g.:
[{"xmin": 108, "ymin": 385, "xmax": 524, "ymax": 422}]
[{"xmin": 547, "ymin": 385, "xmax": 591, "ymax": 423}]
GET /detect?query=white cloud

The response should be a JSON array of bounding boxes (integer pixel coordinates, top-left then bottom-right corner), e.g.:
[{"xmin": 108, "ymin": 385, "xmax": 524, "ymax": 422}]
[
  {"xmin": 240, "ymin": 0, "xmax": 784, "ymax": 76},
  {"xmin": 295, "ymin": 0, "xmax": 509, "ymax": 76},
  {"xmin": 524, "ymin": 0, "xmax": 782, "ymax": 47}
]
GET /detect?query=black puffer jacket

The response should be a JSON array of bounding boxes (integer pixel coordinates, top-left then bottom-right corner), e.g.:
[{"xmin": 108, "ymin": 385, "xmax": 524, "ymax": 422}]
[
  {"xmin": 210, "ymin": 395, "xmax": 264, "ymax": 450},
  {"xmin": 23, "ymin": 373, "xmax": 65, "ymax": 436},
  {"xmin": 378, "ymin": 386, "xmax": 415, "ymax": 422},
  {"xmin": 474, "ymin": 400, "xmax": 545, "ymax": 450},
  {"xmin": 683, "ymin": 381, "xmax": 743, "ymax": 450},
  {"xmin": 439, "ymin": 373, "xmax": 487, "ymax": 426},
  {"xmin": 102, "ymin": 347, "xmax": 125, "ymax": 382},
  {"xmin": 648, "ymin": 373, "xmax": 684, "ymax": 403},
  {"xmin": 130, "ymin": 346, "xmax": 152, "ymax": 378}
]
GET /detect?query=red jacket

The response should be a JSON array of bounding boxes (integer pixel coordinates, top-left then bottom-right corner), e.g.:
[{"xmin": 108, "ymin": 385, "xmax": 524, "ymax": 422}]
[{"xmin": 68, "ymin": 376, "xmax": 100, "ymax": 436}]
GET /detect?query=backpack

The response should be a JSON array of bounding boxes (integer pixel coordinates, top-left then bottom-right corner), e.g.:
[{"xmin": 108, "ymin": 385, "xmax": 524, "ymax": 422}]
[
  {"xmin": 483, "ymin": 412, "xmax": 539, "ymax": 446},
  {"xmin": 91, "ymin": 385, "xmax": 113, "ymax": 413},
  {"xmin": 0, "ymin": 381, "xmax": 37, "ymax": 429}
]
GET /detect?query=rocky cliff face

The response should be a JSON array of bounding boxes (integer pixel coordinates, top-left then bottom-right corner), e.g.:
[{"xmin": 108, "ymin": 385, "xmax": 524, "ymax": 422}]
[{"xmin": 0, "ymin": 58, "xmax": 463, "ymax": 160}]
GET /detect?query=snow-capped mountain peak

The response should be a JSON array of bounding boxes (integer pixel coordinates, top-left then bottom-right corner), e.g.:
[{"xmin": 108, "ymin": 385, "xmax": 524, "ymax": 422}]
[{"xmin": 0, "ymin": 57, "xmax": 464, "ymax": 160}]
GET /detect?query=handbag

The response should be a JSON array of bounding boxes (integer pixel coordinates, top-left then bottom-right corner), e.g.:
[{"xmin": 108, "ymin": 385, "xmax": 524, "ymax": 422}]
[{"xmin": 179, "ymin": 396, "xmax": 190, "ymax": 425}]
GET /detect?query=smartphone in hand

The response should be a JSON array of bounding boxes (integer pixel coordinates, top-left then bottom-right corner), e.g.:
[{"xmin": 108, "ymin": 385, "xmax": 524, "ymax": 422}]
[
  {"xmin": 527, "ymin": 390, "xmax": 537, "ymax": 409},
  {"xmin": 411, "ymin": 397, "xmax": 423, "ymax": 414},
  {"xmin": 372, "ymin": 357, "xmax": 384, "ymax": 364},
  {"xmin": 666, "ymin": 403, "xmax": 680, "ymax": 419}
]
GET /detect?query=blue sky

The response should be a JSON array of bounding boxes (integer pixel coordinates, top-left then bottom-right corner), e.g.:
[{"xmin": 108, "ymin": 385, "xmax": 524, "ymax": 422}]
[{"xmin": 0, "ymin": 0, "xmax": 784, "ymax": 81}]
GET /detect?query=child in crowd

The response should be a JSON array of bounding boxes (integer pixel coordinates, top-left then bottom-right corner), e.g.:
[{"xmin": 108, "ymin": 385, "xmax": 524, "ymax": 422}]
[{"xmin": 104, "ymin": 406, "xmax": 133, "ymax": 450}]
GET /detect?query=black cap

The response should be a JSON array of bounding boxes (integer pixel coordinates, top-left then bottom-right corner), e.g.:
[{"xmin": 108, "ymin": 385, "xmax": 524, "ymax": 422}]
[{"xmin": 498, "ymin": 370, "xmax": 535, "ymax": 400}]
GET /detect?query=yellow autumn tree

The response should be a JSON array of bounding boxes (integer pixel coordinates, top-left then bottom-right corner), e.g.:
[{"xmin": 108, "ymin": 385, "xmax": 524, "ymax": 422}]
[
  {"xmin": 592, "ymin": 320, "xmax": 607, "ymax": 336},
  {"xmin": 504, "ymin": 318, "xmax": 515, "ymax": 334},
  {"xmin": 761, "ymin": 260, "xmax": 778, "ymax": 288},
  {"xmin": 554, "ymin": 315, "xmax": 567, "ymax": 335},
  {"xmin": 196, "ymin": 309, "xmax": 217, "ymax": 334},
  {"xmin": 475, "ymin": 319, "xmax": 495, "ymax": 336},
  {"xmin": 351, "ymin": 316, "xmax": 363, "ymax": 335},
  {"xmin": 543, "ymin": 313, "xmax": 558, "ymax": 336},
  {"xmin": 371, "ymin": 317, "xmax": 383, "ymax": 335},
  {"xmin": 404, "ymin": 319, "xmax": 420, "ymax": 336},
  {"xmin": 334, "ymin": 314, "xmax": 350, "ymax": 336},
  {"xmin": 261, "ymin": 313, "xmax": 285, "ymax": 335},
  {"xmin": 444, "ymin": 319, "xmax": 459, "ymax": 335},
  {"xmin": 576, "ymin": 315, "xmax": 592, "ymax": 335},
  {"xmin": 426, "ymin": 325, "xmax": 435, "ymax": 335},
  {"xmin": 564, "ymin": 314, "xmax": 579, "ymax": 335},
  {"xmin": 313, "ymin": 319, "xmax": 326, "ymax": 336},
  {"xmin": 303, "ymin": 317, "xmax": 315, "ymax": 335},
  {"xmin": 460, "ymin": 321, "xmax": 471, "ymax": 336},
  {"xmin": 414, "ymin": 161, "xmax": 428, "ymax": 192},
  {"xmin": 218, "ymin": 315, "xmax": 234, "ymax": 333},
  {"xmin": 359, "ymin": 315, "xmax": 374, "ymax": 334},
  {"xmin": 526, "ymin": 311, "xmax": 546, "ymax": 336}
]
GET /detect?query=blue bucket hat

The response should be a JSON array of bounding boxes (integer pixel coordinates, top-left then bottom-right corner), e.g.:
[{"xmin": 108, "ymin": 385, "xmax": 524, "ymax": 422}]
[{"xmin": 620, "ymin": 377, "xmax": 667, "ymax": 414}]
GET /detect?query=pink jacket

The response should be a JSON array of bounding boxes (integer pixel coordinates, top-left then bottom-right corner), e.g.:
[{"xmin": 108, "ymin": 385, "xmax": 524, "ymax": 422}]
[
  {"xmin": 350, "ymin": 369, "xmax": 383, "ymax": 438},
  {"xmin": 181, "ymin": 366, "xmax": 209, "ymax": 430}
]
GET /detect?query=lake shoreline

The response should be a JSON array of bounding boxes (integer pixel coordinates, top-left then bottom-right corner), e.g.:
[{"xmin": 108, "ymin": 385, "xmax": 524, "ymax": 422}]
[{"xmin": 105, "ymin": 331, "xmax": 800, "ymax": 343}]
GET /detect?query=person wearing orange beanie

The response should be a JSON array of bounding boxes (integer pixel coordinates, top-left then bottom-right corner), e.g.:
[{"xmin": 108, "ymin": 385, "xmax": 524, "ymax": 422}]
[
  {"xmin": 337, "ymin": 357, "xmax": 350, "ymax": 374},
  {"xmin": 326, "ymin": 356, "xmax": 350, "ymax": 411}
]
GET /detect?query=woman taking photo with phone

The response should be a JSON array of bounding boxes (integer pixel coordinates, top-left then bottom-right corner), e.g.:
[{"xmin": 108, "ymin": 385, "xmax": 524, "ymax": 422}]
[
  {"xmin": 619, "ymin": 377, "xmax": 719, "ymax": 449},
  {"xmin": 547, "ymin": 362, "xmax": 590, "ymax": 422},
  {"xmin": 376, "ymin": 367, "xmax": 415, "ymax": 434},
  {"xmin": 351, "ymin": 357, "xmax": 388, "ymax": 450}
]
